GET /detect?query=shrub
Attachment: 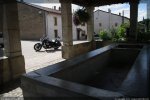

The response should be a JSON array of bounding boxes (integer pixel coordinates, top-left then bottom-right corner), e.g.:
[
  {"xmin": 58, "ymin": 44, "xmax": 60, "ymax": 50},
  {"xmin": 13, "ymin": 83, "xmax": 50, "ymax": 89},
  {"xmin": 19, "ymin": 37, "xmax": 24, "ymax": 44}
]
[
  {"xmin": 112, "ymin": 25, "xmax": 126, "ymax": 42},
  {"xmin": 137, "ymin": 31, "xmax": 150, "ymax": 42},
  {"xmin": 99, "ymin": 30, "xmax": 110, "ymax": 41},
  {"xmin": 120, "ymin": 22, "xmax": 130, "ymax": 29},
  {"xmin": 117, "ymin": 26, "xmax": 126, "ymax": 38}
]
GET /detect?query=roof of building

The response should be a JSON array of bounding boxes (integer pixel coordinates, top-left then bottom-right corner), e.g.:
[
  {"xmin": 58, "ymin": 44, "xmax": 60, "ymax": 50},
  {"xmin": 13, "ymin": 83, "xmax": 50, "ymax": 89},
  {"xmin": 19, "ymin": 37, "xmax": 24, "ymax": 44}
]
[
  {"xmin": 19, "ymin": 1, "xmax": 129, "ymax": 19},
  {"xmin": 18, "ymin": 1, "xmax": 61, "ymax": 14},
  {"xmin": 94, "ymin": 9, "xmax": 130, "ymax": 19}
]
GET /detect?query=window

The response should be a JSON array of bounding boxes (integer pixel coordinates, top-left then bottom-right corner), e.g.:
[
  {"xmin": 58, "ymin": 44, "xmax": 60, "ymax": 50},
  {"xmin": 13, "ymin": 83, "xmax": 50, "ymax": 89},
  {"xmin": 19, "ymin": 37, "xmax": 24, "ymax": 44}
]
[
  {"xmin": 99, "ymin": 23, "xmax": 102, "ymax": 27},
  {"xmin": 54, "ymin": 17, "xmax": 57, "ymax": 26},
  {"xmin": 54, "ymin": 30, "xmax": 58, "ymax": 38},
  {"xmin": 115, "ymin": 23, "xmax": 118, "ymax": 27}
]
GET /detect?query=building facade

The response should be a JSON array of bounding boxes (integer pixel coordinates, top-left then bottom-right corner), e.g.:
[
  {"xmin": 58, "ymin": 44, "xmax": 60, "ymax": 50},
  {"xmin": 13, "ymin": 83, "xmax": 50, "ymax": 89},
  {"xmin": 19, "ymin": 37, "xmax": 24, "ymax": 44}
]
[
  {"xmin": 18, "ymin": 2, "xmax": 129, "ymax": 41},
  {"xmin": 18, "ymin": 2, "xmax": 87, "ymax": 41},
  {"xmin": 94, "ymin": 9, "xmax": 129, "ymax": 35},
  {"xmin": 45, "ymin": 9, "xmax": 87, "ymax": 40},
  {"xmin": 18, "ymin": 2, "xmax": 46, "ymax": 40},
  {"xmin": 45, "ymin": 8, "xmax": 62, "ymax": 40}
]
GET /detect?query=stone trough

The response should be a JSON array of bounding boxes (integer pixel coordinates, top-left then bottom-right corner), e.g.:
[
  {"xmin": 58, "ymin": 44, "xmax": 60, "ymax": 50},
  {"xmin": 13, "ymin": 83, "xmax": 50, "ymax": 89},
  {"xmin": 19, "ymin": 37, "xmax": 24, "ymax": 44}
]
[{"xmin": 21, "ymin": 43, "xmax": 149, "ymax": 100}]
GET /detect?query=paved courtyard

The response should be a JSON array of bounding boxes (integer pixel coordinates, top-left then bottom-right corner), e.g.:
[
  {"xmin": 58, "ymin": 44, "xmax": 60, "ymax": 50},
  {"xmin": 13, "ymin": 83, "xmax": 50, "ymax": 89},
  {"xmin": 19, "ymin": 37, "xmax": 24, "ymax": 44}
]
[
  {"xmin": 21, "ymin": 41, "xmax": 63, "ymax": 72},
  {"xmin": 0, "ymin": 40, "xmax": 87, "ymax": 98}
]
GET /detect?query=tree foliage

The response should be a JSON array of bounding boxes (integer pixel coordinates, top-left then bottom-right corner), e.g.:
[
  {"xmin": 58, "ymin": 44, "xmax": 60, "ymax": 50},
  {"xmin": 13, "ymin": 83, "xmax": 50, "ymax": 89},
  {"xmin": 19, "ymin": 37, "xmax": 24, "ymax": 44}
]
[
  {"xmin": 111, "ymin": 23, "xmax": 129, "ymax": 42},
  {"xmin": 73, "ymin": 8, "xmax": 90, "ymax": 26},
  {"xmin": 98, "ymin": 30, "xmax": 110, "ymax": 41}
]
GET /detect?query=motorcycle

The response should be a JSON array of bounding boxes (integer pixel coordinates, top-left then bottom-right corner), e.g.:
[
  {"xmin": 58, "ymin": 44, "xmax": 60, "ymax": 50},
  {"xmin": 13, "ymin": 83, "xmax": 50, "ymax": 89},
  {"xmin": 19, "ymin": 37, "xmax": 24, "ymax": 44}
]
[{"xmin": 34, "ymin": 36, "xmax": 61, "ymax": 51}]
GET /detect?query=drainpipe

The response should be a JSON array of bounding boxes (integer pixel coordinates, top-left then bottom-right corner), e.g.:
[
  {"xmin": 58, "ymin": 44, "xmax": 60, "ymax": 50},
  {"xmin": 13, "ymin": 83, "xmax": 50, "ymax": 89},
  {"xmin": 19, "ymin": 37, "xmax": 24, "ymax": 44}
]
[
  {"xmin": 108, "ymin": 9, "xmax": 111, "ymax": 37},
  {"xmin": 44, "ymin": 12, "xmax": 48, "ymax": 37},
  {"xmin": 122, "ymin": 10, "xmax": 124, "ymax": 24}
]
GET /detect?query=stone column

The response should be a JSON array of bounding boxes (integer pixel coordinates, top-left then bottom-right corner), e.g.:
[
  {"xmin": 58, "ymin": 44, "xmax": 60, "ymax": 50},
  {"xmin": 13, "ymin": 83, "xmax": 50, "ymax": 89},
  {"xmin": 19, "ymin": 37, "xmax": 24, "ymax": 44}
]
[
  {"xmin": 60, "ymin": 0, "xmax": 73, "ymax": 46},
  {"xmin": 2, "ymin": 1, "xmax": 25, "ymax": 80},
  {"xmin": 0, "ymin": 4, "xmax": 3, "ymax": 32},
  {"xmin": 129, "ymin": 0, "xmax": 139, "ymax": 41},
  {"xmin": 60, "ymin": 0, "xmax": 73, "ymax": 59},
  {"xmin": 86, "ymin": 6, "xmax": 94, "ymax": 42},
  {"xmin": 0, "ymin": 2, "xmax": 3, "ymax": 85}
]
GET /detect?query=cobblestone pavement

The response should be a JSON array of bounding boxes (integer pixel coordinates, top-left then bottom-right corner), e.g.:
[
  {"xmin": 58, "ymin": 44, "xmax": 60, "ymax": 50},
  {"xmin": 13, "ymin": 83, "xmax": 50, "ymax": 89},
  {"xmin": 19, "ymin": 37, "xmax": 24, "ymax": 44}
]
[
  {"xmin": 0, "ymin": 40, "xmax": 87, "ymax": 99},
  {"xmin": 21, "ymin": 41, "xmax": 63, "ymax": 70},
  {"xmin": 0, "ymin": 59, "xmax": 65, "ymax": 98}
]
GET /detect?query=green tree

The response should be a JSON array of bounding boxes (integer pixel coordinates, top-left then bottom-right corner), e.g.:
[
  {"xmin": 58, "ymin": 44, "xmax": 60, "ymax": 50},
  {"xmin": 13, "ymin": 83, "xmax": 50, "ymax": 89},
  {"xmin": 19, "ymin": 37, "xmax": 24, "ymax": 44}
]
[
  {"xmin": 139, "ymin": 18, "xmax": 150, "ymax": 32},
  {"xmin": 98, "ymin": 30, "xmax": 110, "ymax": 41},
  {"xmin": 111, "ymin": 23, "xmax": 128, "ymax": 42}
]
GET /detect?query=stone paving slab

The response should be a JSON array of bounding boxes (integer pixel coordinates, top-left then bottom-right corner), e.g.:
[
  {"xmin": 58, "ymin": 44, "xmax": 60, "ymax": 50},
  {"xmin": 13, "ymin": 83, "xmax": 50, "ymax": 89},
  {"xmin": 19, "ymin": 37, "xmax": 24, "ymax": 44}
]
[
  {"xmin": 0, "ymin": 40, "xmax": 86, "ymax": 98},
  {"xmin": 0, "ymin": 58, "xmax": 64, "ymax": 98},
  {"xmin": 0, "ymin": 41, "xmax": 64, "ymax": 98}
]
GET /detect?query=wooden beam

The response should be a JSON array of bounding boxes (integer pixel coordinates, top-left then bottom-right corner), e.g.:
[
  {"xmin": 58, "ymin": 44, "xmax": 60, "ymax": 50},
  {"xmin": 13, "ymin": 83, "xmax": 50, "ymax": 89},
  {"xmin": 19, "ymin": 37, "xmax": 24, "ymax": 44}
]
[{"xmin": 72, "ymin": 0, "xmax": 130, "ymax": 7}]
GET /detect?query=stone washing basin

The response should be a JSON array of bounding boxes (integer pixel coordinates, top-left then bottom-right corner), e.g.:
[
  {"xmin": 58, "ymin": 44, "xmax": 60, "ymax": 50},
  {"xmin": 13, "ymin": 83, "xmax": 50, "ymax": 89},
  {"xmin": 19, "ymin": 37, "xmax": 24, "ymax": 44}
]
[{"xmin": 21, "ymin": 43, "xmax": 149, "ymax": 100}]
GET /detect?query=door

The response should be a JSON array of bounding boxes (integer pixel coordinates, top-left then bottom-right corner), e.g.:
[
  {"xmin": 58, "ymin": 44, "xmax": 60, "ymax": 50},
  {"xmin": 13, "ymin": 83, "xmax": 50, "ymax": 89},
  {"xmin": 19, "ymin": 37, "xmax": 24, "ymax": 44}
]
[{"xmin": 77, "ymin": 28, "xmax": 80, "ymax": 40}]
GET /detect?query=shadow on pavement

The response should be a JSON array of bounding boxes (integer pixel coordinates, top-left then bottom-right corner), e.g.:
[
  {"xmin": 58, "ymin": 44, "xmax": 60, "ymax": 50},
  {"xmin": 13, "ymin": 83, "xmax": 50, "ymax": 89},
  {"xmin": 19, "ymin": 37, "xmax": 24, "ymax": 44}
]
[
  {"xmin": 45, "ymin": 49, "xmax": 62, "ymax": 53},
  {"xmin": 0, "ymin": 78, "xmax": 21, "ymax": 94},
  {"xmin": 34, "ymin": 49, "xmax": 62, "ymax": 53},
  {"xmin": 0, "ymin": 49, "xmax": 4, "ymax": 57}
]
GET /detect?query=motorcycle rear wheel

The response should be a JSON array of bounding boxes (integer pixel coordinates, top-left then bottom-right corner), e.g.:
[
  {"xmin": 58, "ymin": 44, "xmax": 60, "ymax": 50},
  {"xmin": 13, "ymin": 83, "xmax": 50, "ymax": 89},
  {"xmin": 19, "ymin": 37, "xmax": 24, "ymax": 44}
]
[{"xmin": 34, "ymin": 43, "xmax": 42, "ymax": 51}]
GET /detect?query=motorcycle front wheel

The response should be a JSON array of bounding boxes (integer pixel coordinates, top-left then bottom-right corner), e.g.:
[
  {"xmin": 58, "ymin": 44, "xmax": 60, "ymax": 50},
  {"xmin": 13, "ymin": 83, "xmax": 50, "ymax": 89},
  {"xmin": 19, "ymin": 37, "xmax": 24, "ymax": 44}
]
[{"xmin": 34, "ymin": 43, "xmax": 42, "ymax": 51}]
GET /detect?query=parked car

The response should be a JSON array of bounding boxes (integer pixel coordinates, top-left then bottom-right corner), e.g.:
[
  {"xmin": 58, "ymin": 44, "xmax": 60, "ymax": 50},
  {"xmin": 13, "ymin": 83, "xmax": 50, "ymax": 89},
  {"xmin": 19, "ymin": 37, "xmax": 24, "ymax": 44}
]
[{"xmin": 0, "ymin": 32, "xmax": 4, "ymax": 48}]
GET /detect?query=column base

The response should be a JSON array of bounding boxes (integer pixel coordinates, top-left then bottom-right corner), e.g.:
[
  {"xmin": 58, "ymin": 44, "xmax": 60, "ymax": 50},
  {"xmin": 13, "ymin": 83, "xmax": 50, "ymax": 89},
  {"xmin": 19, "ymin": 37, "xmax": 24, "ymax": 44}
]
[
  {"xmin": 62, "ymin": 45, "xmax": 74, "ymax": 59},
  {"xmin": 62, "ymin": 41, "xmax": 96, "ymax": 59},
  {"xmin": 0, "ymin": 55, "xmax": 25, "ymax": 85}
]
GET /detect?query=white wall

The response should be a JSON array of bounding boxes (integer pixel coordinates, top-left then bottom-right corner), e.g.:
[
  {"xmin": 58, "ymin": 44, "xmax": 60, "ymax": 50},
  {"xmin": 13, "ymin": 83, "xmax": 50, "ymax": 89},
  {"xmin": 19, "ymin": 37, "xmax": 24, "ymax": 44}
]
[
  {"xmin": 94, "ymin": 10, "xmax": 129, "ymax": 35},
  {"xmin": 94, "ymin": 10, "xmax": 110, "ymax": 34},
  {"xmin": 46, "ymin": 12, "xmax": 62, "ymax": 40},
  {"xmin": 72, "ymin": 22, "xmax": 87, "ymax": 40},
  {"xmin": 46, "ymin": 9, "xmax": 129, "ymax": 41},
  {"xmin": 46, "ymin": 12, "xmax": 87, "ymax": 41}
]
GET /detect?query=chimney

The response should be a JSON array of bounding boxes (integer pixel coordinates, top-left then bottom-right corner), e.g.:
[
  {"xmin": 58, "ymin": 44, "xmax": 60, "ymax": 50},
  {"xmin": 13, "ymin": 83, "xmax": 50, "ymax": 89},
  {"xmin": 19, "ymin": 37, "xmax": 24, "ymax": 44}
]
[
  {"xmin": 119, "ymin": 12, "xmax": 121, "ymax": 16},
  {"xmin": 108, "ymin": 9, "xmax": 111, "ymax": 13}
]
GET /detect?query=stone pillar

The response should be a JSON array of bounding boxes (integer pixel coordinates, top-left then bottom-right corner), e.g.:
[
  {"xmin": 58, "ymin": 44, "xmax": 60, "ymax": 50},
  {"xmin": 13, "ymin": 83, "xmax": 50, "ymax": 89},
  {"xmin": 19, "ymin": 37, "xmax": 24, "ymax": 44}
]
[
  {"xmin": 86, "ymin": 6, "xmax": 94, "ymax": 42},
  {"xmin": 0, "ymin": 3, "xmax": 3, "ymax": 85},
  {"xmin": 60, "ymin": 0, "xmax": 73, "ymax": 46},
  {"xmin": 0, "ymin": 4, "xmax": 3, "ymax": 32},
  {"xmin": 2, "ymin": 1, "xmax": 25, "ymax": 82},
  {"xmin": 129, "ymin": 0, "xmax": 139, "ymax": 41},
  {"xmin": 60, "ymin": 0, "xmax": 73, "ymax": 59}
]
